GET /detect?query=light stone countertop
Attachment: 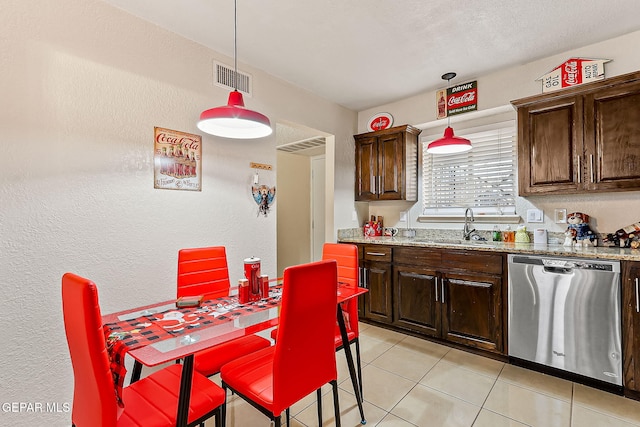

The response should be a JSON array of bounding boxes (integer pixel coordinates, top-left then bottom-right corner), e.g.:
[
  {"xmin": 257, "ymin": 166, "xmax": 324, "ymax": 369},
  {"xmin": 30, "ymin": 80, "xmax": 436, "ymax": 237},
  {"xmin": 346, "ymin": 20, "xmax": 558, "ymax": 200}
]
[{"xmin": 338, "ymin": 235, "xmax": 640, "ymax": 261}]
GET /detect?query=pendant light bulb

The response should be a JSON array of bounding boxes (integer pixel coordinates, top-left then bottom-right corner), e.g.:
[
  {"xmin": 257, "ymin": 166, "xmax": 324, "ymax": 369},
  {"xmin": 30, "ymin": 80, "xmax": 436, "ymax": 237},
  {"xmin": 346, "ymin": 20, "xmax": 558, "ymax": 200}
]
[
  {"xmin": 197, "ymin": 0, "xmax": 272, "ymax": 139},
  {"xmin": 426, "ymin": 72, "xmax": 472, "ymax": 154}
]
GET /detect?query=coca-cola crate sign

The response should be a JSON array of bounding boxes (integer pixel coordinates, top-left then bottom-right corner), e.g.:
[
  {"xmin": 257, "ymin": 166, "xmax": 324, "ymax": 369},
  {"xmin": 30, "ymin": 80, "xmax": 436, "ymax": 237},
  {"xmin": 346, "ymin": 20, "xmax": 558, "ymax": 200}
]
[
  {"xmin": 443, "ymin": 80, "xmax": 477, "ymax": 117},
  {"xmin": 537, "ymin": 58, "xmax": 610, "ymax": 93}
]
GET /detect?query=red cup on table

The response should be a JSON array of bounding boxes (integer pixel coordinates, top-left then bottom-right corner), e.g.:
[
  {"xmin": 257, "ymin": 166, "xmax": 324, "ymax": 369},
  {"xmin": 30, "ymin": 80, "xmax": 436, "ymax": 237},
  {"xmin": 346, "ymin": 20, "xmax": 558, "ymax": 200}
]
[{"xmin": 238, "ymin": 279, "xmax": 249, "ymax": 304}]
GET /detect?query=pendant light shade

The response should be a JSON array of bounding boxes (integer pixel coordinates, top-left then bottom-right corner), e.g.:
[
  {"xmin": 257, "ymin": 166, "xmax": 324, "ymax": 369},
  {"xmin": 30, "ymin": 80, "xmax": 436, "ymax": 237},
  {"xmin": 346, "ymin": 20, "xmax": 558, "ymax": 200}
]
[
  {"xmin": 197, "ymin": 0, "xmax": 272, "ymax": 139},
  {"xmin": 426, "ymin": 72, "xmax": 472, "ymax": 154},
  {"xmin": 426, "ymin": 126, "xmax": 472, "ymax": 154},
  {"xmin": 198, "ymin": 90, "xmax": 272, "ymax": 139}
]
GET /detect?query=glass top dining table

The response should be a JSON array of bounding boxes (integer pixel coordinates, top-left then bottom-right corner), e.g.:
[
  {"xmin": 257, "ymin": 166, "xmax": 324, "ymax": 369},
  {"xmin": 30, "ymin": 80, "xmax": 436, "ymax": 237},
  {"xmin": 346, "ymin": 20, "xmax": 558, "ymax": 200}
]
[{"xmin": 102, "ymin": 281, "xmax": 369, "ymax": 425}]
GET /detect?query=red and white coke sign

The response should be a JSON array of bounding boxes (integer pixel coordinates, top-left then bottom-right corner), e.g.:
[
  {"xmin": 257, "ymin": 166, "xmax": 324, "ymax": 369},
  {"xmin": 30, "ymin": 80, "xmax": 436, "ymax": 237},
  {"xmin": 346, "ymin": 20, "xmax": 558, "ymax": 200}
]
[
  {"xmin": 367, "ymin": 112, "xmax": 394, "ymax": 132},
  {"xmin": 537, "ymin": 58, "xmax": 610, "ymax": 93},
  {"xmin": 446, "ymin": 80, "xmax": 477, "ymax": 117}
]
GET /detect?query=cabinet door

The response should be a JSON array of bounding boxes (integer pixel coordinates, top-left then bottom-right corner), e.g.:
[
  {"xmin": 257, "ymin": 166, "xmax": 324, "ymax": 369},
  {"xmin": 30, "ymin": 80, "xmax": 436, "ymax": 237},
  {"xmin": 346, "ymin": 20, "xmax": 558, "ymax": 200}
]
[
  {"xmin": 355, "ymin": 135, "xmax": 378, "ymax": 201},
  {"xmin": 364, "ymin": 260, "xmax": 393, "ymax": 323},
  {"xmin": 441, "ymin": 272, "xmax": 503, "ymax": 353},
  {"xmin": 517, "ymin": 96, "xmax": 584, "ymax": 195},
  {"xmin": 622, "ymin": 262, "xmax": 640, "ymax": 395},
  {"xmin": 584, "ymin": 80, "xmax": 640, "ymax": 191},
  {"xmin": 393, "ymin": 265, "xmax": 440, "ymax": 337},
  {"xmin": 377, "ymin": 132, "xmax": 404, "ymax": 200}
]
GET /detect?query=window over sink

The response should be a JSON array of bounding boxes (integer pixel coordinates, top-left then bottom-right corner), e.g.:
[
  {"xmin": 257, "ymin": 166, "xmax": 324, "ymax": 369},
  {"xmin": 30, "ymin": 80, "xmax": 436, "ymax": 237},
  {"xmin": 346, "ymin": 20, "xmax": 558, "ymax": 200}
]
[{"xmin": 420, "ymin": 120, "xmax": 517, "ymax": 222}]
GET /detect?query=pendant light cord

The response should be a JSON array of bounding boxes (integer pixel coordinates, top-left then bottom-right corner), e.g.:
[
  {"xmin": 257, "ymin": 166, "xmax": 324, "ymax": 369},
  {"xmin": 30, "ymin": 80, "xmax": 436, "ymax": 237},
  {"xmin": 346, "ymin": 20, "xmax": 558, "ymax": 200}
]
[{"xmin": 234, "ymin": 0, "xmax": 238, "ymax": 91}]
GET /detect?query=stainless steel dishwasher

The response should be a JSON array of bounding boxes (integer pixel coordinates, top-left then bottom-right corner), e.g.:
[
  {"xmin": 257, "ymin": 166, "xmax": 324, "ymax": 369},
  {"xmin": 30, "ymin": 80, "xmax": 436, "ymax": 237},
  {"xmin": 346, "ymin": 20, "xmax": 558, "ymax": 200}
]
[{"xmin": 508, "ymin": 254, "xmax": 622, "ymax": 386}]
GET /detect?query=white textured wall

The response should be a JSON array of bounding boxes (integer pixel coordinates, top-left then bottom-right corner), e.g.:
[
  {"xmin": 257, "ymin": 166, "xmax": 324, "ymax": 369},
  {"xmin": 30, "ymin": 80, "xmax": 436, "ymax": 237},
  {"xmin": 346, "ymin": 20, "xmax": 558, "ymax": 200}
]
[
  {"xmin": 0, "ymin": 0, "xmax": 355, "ymax": 425},
  {"xmin": 358, "ymin": 30, "xmax": 640, "ymax": 235}
]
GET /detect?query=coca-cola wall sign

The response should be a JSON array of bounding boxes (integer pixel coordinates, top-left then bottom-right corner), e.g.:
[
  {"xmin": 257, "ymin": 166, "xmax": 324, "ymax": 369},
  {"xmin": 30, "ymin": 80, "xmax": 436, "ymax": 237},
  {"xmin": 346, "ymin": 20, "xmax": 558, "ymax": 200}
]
[
  {"xmin": 537, "ymin": 58, "xmax": 610, "ymax": 93},
  {"xmin": 154, "ymin": 127, "xmax": 202, "ymax": 191},
  {"xmin": 367, "ymin": 112, "xmax": 394, "ymax": 132},
  {"xmin": 437, "ymin": 81, "xmax": 478, "ymax": 118}
]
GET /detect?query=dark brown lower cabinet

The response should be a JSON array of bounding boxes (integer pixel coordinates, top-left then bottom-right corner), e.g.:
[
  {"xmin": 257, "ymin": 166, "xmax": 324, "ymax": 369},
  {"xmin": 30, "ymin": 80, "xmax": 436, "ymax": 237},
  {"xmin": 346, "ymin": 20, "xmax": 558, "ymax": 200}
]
[
  {"xmin": 361, "ymin": 245, "xmax": 393, "ymax": 323},
  {"xmin": 622, "ymin": 261, "xmax": 640, "ymax": 399},
  {"xmin": 394, "ymin": 264, "xmax": 439, "ymax": 337},
  {"xmin": 441, "ymin": 272, "xmax": 503, "ymax": 353}
]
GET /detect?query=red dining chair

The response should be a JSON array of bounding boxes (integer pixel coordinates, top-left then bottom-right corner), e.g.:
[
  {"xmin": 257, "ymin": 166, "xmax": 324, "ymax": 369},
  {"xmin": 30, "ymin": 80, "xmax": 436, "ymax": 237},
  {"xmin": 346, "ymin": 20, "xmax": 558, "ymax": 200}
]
[
  {"xmin": 270, "ymin": 243, "xmax": 362, "ymax": 395},
  {"xmin": 62, "ymin": 272, "xmax": 225, "ymax": 427},
  {"xmin": 220, "ymin": 260, "xmax": 341, "ymax": 427},
  {"xmin": 177, "ymin": 246, "xmax": 271, "ymax": 377},
  {"xmin": 323, "ymin": 242, "xmax": 363, "ymax": 395}
]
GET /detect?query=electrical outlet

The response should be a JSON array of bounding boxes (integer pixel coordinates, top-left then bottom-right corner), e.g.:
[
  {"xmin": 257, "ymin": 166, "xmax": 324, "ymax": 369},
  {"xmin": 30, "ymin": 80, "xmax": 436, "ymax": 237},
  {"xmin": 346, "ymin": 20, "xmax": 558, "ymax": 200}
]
[
  {"xmin": 526, "ymin": 209, "xmax": 544, "ymax": 223},
  {"xmin": 399, "ymin": 211, "xmax": 407, "ymax": 222}
]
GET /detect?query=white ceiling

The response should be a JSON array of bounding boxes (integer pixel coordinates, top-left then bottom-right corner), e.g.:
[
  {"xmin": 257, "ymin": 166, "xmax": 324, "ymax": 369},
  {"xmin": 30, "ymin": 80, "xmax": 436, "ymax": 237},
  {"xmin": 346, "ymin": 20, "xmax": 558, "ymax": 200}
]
[{"xmin": 101, "ymin": 0, "xmax": 640, "ymax": 111}]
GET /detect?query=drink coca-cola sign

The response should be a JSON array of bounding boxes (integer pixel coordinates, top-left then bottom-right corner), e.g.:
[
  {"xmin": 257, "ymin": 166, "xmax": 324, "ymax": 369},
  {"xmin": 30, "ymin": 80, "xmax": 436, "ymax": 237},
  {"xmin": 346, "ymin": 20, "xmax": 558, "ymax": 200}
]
[
  {"xmin": 445, "ymin": 80, "xmax": 477, "ymax": 117},
  {"xmin": 367, "ymin": 112, "xmax": 394, "ymax": 132},
  {"xmin": 537, "ymin": 58, "xmax": 610, "ymax": 93}
]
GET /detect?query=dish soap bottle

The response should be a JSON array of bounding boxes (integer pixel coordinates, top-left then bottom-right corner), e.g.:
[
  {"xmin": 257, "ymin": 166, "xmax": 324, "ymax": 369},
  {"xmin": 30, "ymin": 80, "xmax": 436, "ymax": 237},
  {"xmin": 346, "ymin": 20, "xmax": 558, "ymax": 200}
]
[{"xmin": 515, "ymin": 225, "xmax": 530, "ymax": 243}]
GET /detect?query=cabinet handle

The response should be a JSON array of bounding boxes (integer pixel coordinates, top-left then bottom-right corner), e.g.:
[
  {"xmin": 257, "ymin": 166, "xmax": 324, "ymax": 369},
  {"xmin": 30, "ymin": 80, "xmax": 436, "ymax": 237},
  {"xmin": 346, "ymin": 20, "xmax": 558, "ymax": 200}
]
[
  {"xmin": 590, "ymin": 154, "xmax": 595, "ymax": 183},
  {"xmin": 435, "ymin": 277, "xmax": 439, "ymax": 302},
  {"xmin": 371, "ymin": 175, "xmax": 375, "ymax": 193},
  {"xmin": 378, "ymin": 176, "xmax": 382, "ymax": 195},
  {"xmin": 441, "ymin": 279, "xmax": 445, "ymax": 304},
  {"xmin": 577, "ymin": 157, "xmax": 581, "ymax": 183},
  {"xmin": 366, "ymin": 252, "xmax": 387, "ymax": 256},
  {"xmin": 635, "ymin": 278, "xmax": 639, "ymax": 313}
]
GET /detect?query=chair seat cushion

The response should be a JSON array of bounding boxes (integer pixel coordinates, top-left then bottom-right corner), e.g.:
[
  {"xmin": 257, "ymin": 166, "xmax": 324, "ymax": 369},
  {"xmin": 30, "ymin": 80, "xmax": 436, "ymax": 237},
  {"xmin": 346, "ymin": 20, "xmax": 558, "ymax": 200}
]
[
  {"xmin": 194, "ymin": 334, "xmax": 272, "ymax": 377},
  {"xmin": 334, "ymin": 327, "xmax": 357, "ymax": 348},
  {"xmin": 220, "ymin": 347, "xmax": 276, "ymax": 411},
  {"xmin": 271, "ymin": 326, "xmax": 356, "ymax": 349},
  {"xmin": 117, "ymin": 364, "xmax": 225, "ymax": 427}
]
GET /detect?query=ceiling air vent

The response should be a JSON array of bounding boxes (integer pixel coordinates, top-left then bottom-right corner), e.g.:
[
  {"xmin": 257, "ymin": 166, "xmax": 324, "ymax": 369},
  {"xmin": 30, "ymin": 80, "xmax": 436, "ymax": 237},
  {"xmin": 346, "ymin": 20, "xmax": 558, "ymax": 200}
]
[
  {"xmin": 277, "ymin": 136, "xmax": 326, "ymax": 153},
  {"xmin": 214, "ymin": 61, "xmax": 252, "ymax": 97}
]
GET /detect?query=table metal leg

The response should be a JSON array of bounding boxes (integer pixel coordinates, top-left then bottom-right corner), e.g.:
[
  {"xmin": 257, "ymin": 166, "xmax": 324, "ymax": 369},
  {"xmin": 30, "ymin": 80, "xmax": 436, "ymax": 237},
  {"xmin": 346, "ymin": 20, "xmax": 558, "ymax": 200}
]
[
  {"xmin": 130, "ymin": 360, "xmax": 143, "ymax": 384},
  {"xmin": 336, "ymin": 306, "xmax": 366, "ymax": 424},
  {"xmin": 176, "ymin": 354, "xmax": 194, "ymax": 427}
]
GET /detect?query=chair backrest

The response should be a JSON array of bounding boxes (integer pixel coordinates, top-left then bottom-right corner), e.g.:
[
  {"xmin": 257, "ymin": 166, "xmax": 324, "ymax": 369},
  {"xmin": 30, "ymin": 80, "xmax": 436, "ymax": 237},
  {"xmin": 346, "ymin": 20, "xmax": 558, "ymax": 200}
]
[
  {"xmin": 62, "ymin": 273, "xmax": 118, "ymax": 427},
  {"xmin": 322, "ymin": 242, "xmax": 359, "ymax": 336},
  {"xmin": 272, "ymin": 260, "xmax": 338, "ymax": 415},
  {"xmin": 177, "ymin": 246, "xmax": 231, "ymax": 299}
]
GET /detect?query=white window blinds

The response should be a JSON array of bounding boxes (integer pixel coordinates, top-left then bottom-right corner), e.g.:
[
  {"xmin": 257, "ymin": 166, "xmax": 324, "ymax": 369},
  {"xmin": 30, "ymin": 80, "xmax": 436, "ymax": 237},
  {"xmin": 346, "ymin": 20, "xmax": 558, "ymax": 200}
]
[{"xmin": 422, "ymin": 121, "xmax": 516, "ymax": 216}]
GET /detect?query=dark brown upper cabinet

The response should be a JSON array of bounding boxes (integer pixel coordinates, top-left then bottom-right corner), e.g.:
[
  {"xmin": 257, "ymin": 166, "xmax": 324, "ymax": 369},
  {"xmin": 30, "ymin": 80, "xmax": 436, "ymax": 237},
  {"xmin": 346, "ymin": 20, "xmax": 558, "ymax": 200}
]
[
  {"xmin": 512, "ymin": 70, "xmax": 640, "ymax": 196},
  {"xmin": 354, "ymin": 125, "xmax": 421, "ymax": 201}
]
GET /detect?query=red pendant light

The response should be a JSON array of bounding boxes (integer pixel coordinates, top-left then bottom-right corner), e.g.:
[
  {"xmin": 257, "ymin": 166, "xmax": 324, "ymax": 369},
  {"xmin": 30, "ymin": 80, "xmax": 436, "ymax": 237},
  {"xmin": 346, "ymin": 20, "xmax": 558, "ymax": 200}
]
[
  {"xmin": 197, "ymin": 0, "xmax": 272, "ymax": 139},
  {"xmin": 426, "ymin": 72, "xmax": 472, "ymax": 154}
]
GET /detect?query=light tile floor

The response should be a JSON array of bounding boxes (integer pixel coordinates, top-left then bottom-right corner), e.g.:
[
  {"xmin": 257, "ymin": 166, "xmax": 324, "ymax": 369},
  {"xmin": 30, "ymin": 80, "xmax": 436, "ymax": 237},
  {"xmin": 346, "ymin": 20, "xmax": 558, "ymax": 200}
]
[{"xmin": 206, "ymin": 323, "xmax": 640, "ymax": 427}]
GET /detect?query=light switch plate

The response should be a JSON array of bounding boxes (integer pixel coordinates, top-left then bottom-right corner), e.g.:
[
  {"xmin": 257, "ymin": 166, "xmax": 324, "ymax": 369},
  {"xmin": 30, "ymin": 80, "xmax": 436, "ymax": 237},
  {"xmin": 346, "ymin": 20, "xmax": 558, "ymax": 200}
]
[
  {"xmin": 527, "ymin": 208, "xmax": 544, "ymax": 223},
  {"xmin": 399, "ymin": 211, "xmax": 408, "ymax": 222}
]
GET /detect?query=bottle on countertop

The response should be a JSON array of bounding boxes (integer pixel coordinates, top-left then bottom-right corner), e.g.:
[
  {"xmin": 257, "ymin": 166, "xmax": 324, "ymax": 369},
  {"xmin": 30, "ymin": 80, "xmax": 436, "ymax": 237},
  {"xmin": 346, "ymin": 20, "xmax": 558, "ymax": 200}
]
[{"xmin": 492, "ymin": 225, "xmax": 502, "ymax": 242}]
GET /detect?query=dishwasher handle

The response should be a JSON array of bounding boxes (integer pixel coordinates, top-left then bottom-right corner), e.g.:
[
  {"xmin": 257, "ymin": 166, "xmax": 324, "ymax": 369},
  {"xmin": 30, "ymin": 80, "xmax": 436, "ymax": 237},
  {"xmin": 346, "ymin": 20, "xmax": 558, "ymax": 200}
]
[{"xmin": 543, "ymin": 266, "xmax": 573, "ymax": 274}]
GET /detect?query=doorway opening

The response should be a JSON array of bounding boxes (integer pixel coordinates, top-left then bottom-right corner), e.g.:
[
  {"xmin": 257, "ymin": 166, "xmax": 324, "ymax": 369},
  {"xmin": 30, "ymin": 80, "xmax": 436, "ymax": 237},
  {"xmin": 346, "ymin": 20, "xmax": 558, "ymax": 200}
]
[{"xmin": 276, "ymin": 122, "xmax": 335, "ymax": 277}]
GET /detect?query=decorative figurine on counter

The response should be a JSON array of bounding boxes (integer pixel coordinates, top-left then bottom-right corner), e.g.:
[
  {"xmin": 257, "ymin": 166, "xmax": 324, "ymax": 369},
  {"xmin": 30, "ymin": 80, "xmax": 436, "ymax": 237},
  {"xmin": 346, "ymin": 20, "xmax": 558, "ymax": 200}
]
[
  {"xmin": 563, "ymin": 212, "xmax": 598, "ymax": 247},
  {"xmin": 602, "ymin": 233, "xmax": 621, "ymax": 248},
  {"xmin": 251, "ymin": 184, "xmax": 276, "ymax": 217}
]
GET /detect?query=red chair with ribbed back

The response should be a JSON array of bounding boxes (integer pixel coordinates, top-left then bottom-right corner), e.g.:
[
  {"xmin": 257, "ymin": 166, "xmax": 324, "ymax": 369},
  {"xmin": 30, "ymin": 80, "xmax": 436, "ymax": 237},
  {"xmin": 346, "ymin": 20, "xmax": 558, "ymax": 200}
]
[
  {"xmin": 177, "ymin": 246, "xmax": 271, "ymax": 378},
  {"xmin": 322, "ymin": 243, "xmax": 363, "ymax": 395},
  {"xmin": 177, "ymin": 246, "xmax": 232, "ymax": 300},
  {"xmin": 220, "ymin": 260, "xmax": 341, "ymax": 427},
  {"xmin": 61, "ymin": 272, "xmax": 225, "ymax": 427},
  {"xmin": 270, "ymin": 243, "xmax": 362, "ymax": 396}
]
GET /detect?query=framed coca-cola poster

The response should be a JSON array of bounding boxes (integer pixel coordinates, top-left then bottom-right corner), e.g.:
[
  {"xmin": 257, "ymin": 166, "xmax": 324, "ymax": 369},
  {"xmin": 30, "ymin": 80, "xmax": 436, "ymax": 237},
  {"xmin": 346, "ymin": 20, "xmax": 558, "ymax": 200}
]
[{"xmin": 153, "ymin": 127, "xmax": 202, "ymax": 191}]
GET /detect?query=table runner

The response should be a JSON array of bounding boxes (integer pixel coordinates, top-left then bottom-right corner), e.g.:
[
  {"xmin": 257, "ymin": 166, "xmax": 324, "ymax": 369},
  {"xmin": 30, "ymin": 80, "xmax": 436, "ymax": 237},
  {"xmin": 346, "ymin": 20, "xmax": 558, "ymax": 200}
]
[{"xmin": 103, "ymin": 289, "xmax": 281, "ymax": 406}]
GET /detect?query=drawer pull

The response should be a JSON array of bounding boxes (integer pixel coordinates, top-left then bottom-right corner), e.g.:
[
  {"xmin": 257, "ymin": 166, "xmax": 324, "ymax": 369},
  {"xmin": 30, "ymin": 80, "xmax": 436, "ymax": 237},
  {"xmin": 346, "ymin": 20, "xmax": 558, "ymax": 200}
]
[{"xmin": 366, "ymin": 252, "xmax": 387, "ymax": 256}]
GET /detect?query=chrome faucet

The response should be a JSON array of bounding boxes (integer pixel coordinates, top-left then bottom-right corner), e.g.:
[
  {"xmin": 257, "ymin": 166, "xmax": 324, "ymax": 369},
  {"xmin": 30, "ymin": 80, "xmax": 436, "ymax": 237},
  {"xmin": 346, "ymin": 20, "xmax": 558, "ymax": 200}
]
[{"xmin": 463, "ymin": 208, "xmax": 475, "ymax": 240}]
